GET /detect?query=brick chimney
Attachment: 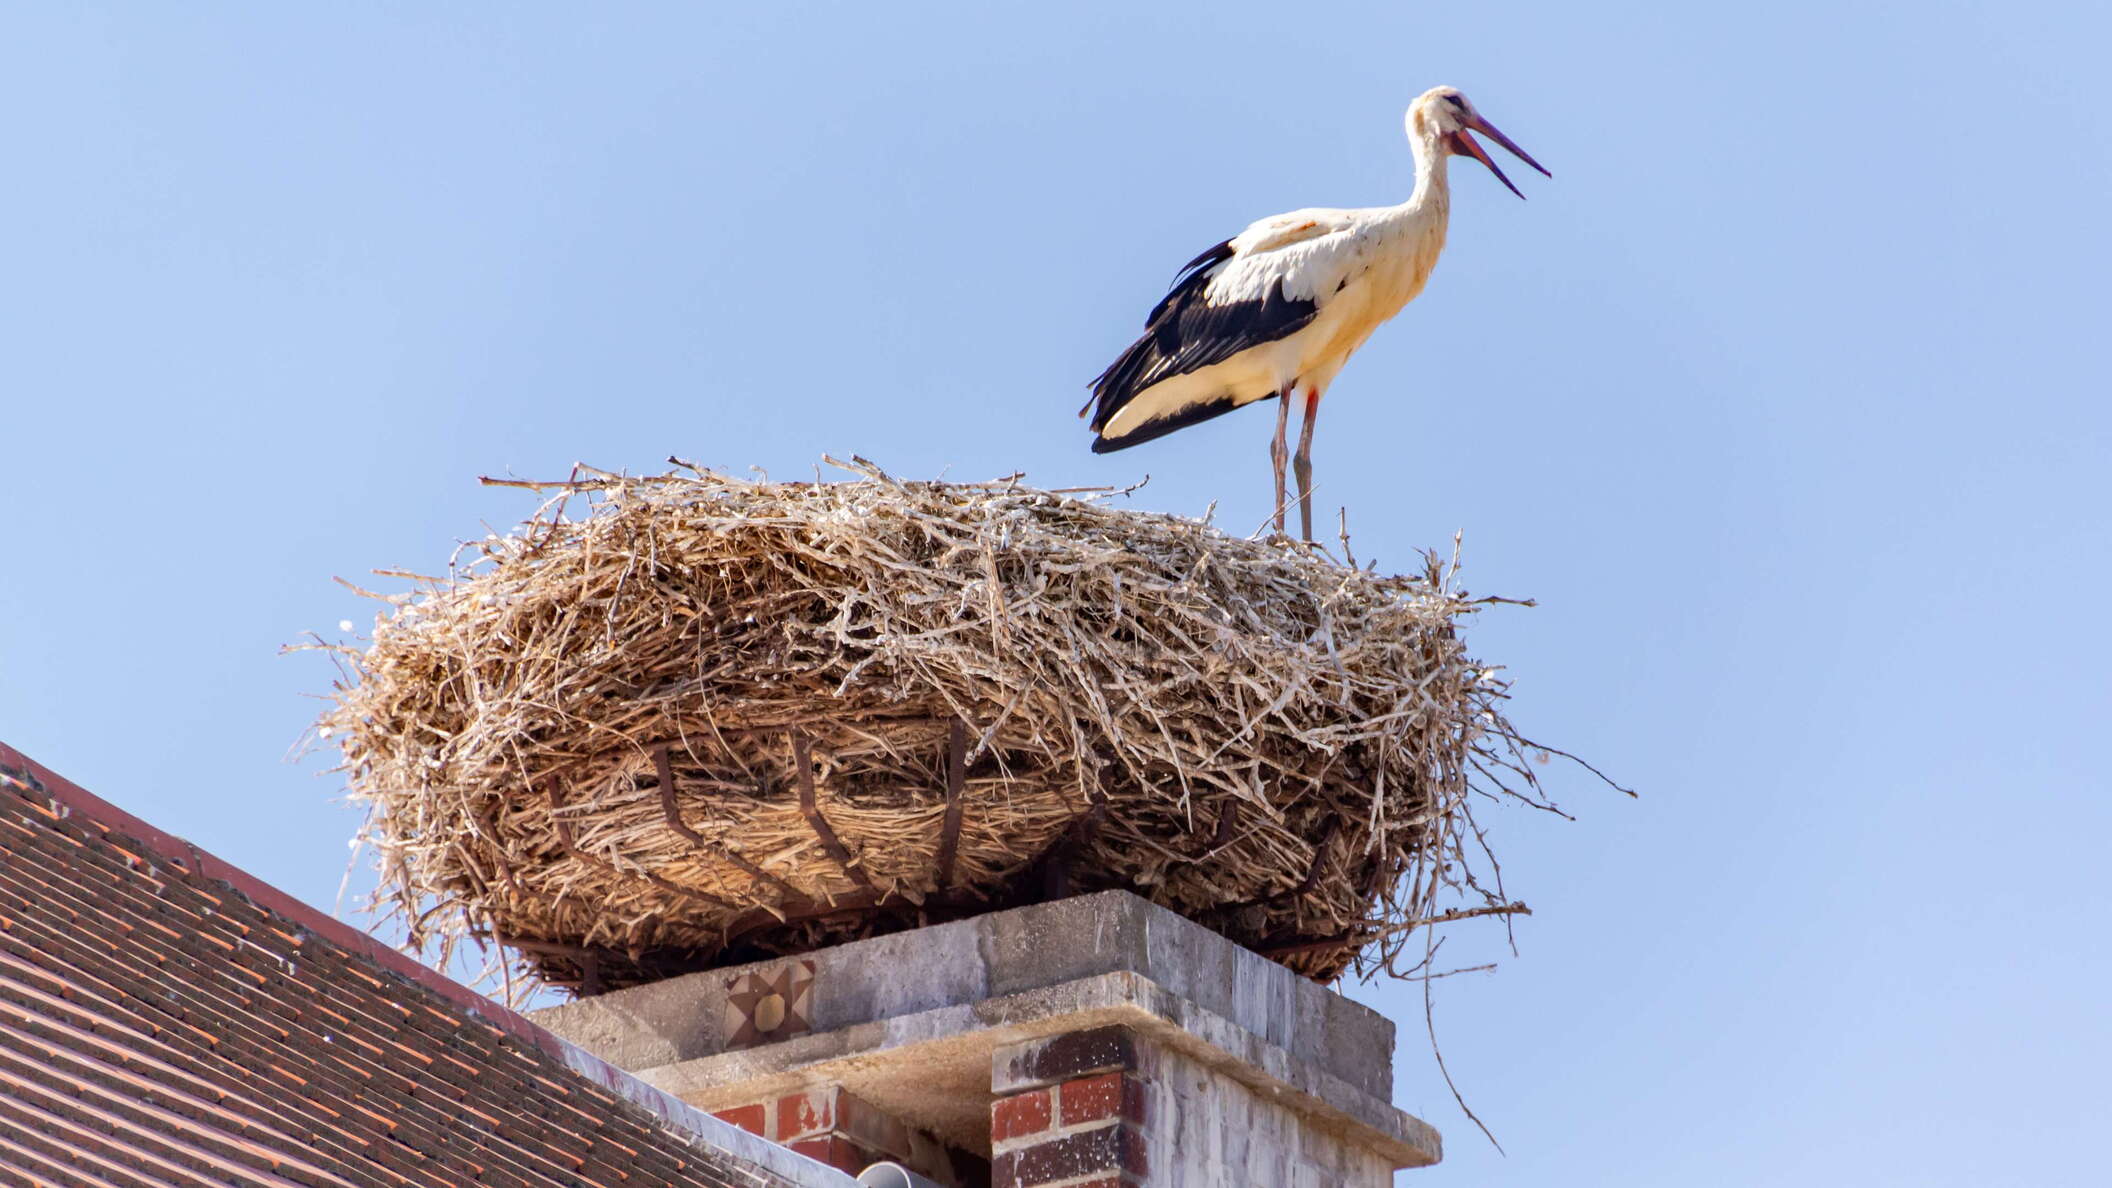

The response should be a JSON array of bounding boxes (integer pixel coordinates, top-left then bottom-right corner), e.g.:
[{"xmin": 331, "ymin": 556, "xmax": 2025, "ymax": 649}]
[{"xmin": 531, "ymin": 892, "xmax": 1440, "ymax": 1186}]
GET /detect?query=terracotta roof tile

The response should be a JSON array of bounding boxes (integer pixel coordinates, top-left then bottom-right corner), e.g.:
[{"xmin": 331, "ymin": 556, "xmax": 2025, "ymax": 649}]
[{"xmin": 0, "ymin": 743, "xmax": 851, "ymax": 1188}]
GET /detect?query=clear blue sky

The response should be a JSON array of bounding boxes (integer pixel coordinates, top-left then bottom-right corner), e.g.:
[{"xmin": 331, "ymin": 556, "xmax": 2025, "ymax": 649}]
[{"xmin": 4, "ymin": 3, "xmax": 2107, "ymax": 1184}]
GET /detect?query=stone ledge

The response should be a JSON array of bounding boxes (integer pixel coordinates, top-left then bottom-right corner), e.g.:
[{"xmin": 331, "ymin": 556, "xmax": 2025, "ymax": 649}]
[
  {"xmin": 533, "ymin": 892, "xmax": 1394, "ymax": 1094},
  {"xmin": 531, "ymin": 891, "xmax": 1438, "ymax": 1169}
]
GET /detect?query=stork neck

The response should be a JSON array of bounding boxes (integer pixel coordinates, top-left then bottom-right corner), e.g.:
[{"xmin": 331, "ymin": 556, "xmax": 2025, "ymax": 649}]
[{"xmin": 1398, "ymin": 125, "xmax": 1452, "ymax": 218}]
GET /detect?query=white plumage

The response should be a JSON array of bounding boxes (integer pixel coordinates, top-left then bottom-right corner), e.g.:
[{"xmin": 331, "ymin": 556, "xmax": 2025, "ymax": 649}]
[{"xmin": 1085, "ymin": 85, "xmax": 1549, "ymax": 539}]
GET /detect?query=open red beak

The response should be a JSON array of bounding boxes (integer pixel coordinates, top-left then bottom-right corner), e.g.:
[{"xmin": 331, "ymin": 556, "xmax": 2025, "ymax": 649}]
[{"xmin": 1449, "ymin": 116, "xmax": 1551, "ymax": 200}]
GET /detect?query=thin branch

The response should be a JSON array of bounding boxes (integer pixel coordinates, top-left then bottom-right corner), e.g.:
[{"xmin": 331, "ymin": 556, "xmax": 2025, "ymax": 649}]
[
  {"xmin": 1425, "ymin": 934, "xmax": 1504, "ymax": 1154},
  {"xmin": 1515, "ymin": 735, "xmax": 1639, "ymax": 797}
]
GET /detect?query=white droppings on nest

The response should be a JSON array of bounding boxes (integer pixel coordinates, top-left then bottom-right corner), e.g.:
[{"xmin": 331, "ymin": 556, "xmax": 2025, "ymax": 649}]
[{"xmin": 313, "ymin": 458, "xmax": 1576, "ymax": 998}]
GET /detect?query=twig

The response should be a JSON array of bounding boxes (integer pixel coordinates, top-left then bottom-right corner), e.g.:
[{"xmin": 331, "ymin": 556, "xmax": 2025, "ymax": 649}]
[
  {"xmin": 478, "ymin": 474, "xmax": 628, "ymax": 492},
  {"xmin": 1263, "ymin": 902, "xmax": 1530, "ymax": 958},
  {"xmin": 1516, "ymin": 735, "xmax": 1639, "ymax": 798},
  {"xmin": 1370, "ymin": 901, "xmax": 1532, "ymax": 940},
  {"xmin": 1424, "ymin": 934, "xmax": 1504, "ymax": 1153}
]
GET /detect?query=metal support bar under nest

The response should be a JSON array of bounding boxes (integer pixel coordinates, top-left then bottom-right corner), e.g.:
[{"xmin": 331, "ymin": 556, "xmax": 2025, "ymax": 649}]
[
  {"xmin": 544, "ymin": 779, "xmax": 735, "ymax": 910},
  {"xmin": 1033, "ymin": 768, "xmax": 1110, "ymax": 900},
  {"xmin": 1280, "ymin": 816, "xmax": 1341, "ymax": 901},
  {"xmin": 935, "ymin": 719, "xmax": 967, "ymax": 890},
  {"xmin": 494, "ymin": 934, "xmax": 613, "ymax": 995},
  {"xmin": 653, "ymin": 744, "xmax": 802, "ymax": 902},
  {"xmin": 1218, "ymin": 817, "xmax": 1340, "ymax": 914},
  {"xmin": 792, "ymin": 735, "xmax": 878, "ymax": 893},
  {"xmin": 476, "ymin": 805, "xmax": 525, "ymax": 895},
  {"xmin": 1183, "ymin": 800, "xmax": 1242, "ymax": 859}
]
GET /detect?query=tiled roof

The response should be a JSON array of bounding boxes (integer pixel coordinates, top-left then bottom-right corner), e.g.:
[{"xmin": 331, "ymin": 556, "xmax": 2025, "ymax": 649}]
[{"xmin": 0, "ymin": 742, "xmax": 853, "ymax": 1188}]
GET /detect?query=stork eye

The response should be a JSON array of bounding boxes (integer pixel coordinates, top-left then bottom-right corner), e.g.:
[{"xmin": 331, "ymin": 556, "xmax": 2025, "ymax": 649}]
[{"xmin": 1445, "ymin": 94, "xmax": 1467, "ymax": 109}]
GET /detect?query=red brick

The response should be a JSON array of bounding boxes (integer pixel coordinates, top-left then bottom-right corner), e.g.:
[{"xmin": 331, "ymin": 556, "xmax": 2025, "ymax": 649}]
[
  {"xmin": 1059, "ymin": 1073, "xmax": 1121, "ymax": 1125},
  {"xmin": 776, "ymin": 1087, "xmax": 835, "ymax": 1140},
  {"xmin": 991, "ymin": 1122, "xmax": 1147, "ymax": 1186},
  {"xmin": 712, "ymin": 1103, "xmax": 767, "ymax": 1136},
  {"xmin": 1121, "ymin": 1122, "xmax": 1149, "ymax": 1178},
  {"xmin": 992, "ymin": 1087, "xmax": 1053, "ymax": 1142},
  {"xmin": 1059, "ymin": 1073, "xmax": 1150, "ymax": 1128},
  {"xmin": 787, "ymin": 1135, "xmax": 870, "ymax": 1174},
  {"xmin": 1124, "ymin": 1076, "xmax": 1149, "ymax": 1127},
  {"xmin": 997, "ymin": 1026, "xmax": 1137, "ymax": 1092},
  {"xmin": 833, "ymin": 1090, "xmax": 913, "ymax": 1158}
]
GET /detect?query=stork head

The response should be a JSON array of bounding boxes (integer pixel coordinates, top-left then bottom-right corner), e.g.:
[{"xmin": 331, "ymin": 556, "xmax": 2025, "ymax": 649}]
[{"xmin": 1409, "ymin": 86, "xmax": 1551, "ymax": 199}]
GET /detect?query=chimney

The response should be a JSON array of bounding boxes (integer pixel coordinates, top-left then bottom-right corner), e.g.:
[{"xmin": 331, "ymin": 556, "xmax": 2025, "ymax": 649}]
[{"xmin": 532, "ymin": 891, "xmax": 1440, "ymax": 1186}]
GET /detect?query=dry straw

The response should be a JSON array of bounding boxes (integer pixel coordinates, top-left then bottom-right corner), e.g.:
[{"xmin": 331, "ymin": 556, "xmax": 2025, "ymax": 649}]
[{"xmin": 315, "ymin": 458, "xmax": 1581, "ymax": 998}]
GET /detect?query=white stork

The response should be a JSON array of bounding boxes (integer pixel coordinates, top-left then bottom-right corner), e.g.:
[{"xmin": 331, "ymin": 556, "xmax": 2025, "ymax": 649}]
[{"xmin": 1083, "ymin": 86, "xmax": 1550, "ymax": 540}]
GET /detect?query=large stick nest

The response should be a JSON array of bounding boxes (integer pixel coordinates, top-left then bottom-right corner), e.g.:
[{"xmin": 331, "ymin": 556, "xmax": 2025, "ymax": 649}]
[{"xmin": 317, "ymin": 460, "xmax": 1558, "ymax": 997}]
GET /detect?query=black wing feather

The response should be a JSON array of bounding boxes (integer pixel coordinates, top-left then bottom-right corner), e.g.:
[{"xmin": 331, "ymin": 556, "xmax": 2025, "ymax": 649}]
[
  {"xmin": 1149, "ymin": 239, "xmax": 1237, "ymax": 324},
  {"xmin": 1088, "ymin": 393, "xmax": 1246, "ymax": 454},
  {"xmin": 1083, "ymin": 239, "xmax": 1318, "ymax": 447}
]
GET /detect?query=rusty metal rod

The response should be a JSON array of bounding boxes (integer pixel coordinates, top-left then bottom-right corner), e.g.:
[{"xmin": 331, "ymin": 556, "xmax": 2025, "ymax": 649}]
[
  {"xmin": 792, "ymin": 736, "xmax": 877, "ymax": 892},
  {"xmin": 1184, "ymin": 800, "xmax": 1241, "ymax": 859},
  {"xmin": 1285, "ymin": 816, "xmax": 1340, "ymax": 899},
  {"xmin": 544, "ymin": 779, "xmax": 734, "ymax": 910},
  {"xmin": 935, "ymin": 719, "xmax": 967, "ymax": 890},
  {"xmin": 1217, "ymin": 817, "xmax": 1340, "ymax": 913},
  {"xmin": 653, "ymin": 743, "xmax": 801, "ymax": 899},
  {"xmin": 476, "ymin": 804, "xmax": 525, "ymax": 895}
]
